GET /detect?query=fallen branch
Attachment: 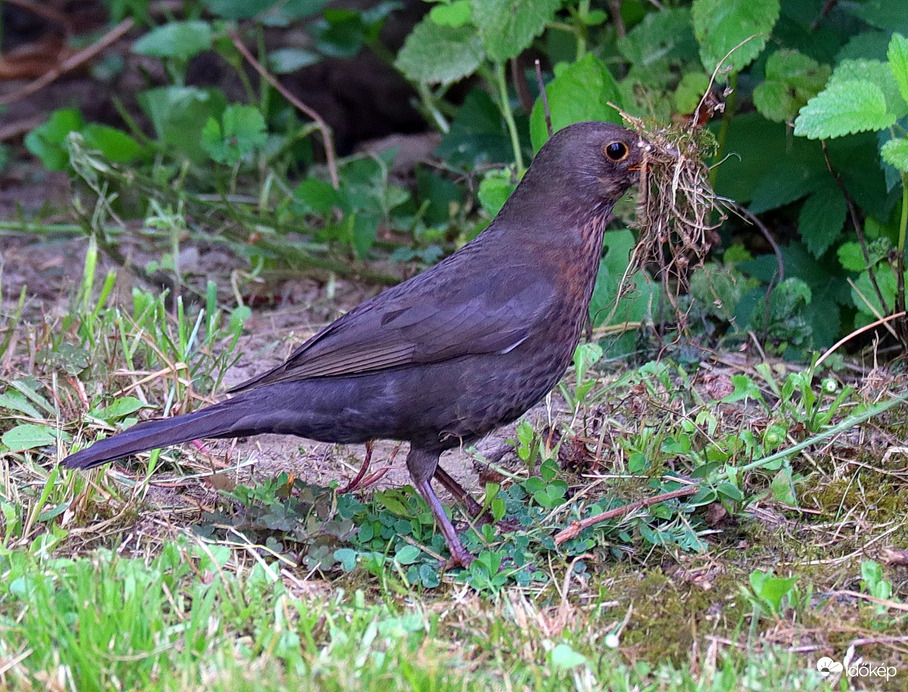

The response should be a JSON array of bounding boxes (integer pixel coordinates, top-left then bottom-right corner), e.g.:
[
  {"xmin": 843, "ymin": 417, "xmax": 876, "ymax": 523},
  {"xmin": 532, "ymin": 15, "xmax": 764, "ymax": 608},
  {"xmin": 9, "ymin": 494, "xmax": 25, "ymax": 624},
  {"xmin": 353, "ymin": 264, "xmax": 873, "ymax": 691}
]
[{"xmin": 553, "ymin": 485, "xmax": 698, "ymax": 545}]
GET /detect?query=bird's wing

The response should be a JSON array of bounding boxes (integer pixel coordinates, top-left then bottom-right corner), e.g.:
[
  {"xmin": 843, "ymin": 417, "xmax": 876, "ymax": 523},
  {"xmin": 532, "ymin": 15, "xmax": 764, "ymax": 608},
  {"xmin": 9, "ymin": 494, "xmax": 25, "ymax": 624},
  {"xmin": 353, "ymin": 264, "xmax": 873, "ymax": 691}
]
[{"xmin": 230, "ymin": 264, "xmax": 557, "ymax": 391}]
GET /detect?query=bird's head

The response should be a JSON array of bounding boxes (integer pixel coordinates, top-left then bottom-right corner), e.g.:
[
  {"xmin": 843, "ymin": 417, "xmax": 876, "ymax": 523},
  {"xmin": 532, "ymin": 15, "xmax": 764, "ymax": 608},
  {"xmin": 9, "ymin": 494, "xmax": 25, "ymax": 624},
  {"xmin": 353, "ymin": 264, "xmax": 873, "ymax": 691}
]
[{"xmin": 499, "ymin": 121, "xmax": 648, "ymax": 231}]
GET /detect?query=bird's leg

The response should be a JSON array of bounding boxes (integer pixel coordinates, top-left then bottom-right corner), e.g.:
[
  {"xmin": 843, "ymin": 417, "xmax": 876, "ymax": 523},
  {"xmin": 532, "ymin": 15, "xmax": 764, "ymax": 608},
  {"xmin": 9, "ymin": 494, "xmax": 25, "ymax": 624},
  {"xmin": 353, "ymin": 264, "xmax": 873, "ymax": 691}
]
[
  {"xmin": 406, "ymin": 447, "xmax": 473, "ymax": 568},
  {"xmin": 433, "ymin": 466, "xmax": 484, "ymax": 517},
  {"xmin": 339, "ymin": 441, "xmax": 373, "ymax": 493},
  {"xmin": 434, "ymin": 465, "xmax": 519, "ymax": 531}
]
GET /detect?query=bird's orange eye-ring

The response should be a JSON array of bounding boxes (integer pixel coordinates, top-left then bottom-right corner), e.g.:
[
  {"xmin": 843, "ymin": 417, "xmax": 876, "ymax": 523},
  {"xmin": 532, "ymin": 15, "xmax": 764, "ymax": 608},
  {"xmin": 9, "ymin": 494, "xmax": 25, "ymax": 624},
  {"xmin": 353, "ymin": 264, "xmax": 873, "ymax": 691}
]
[{"xmin": 604, "ymin": 141, "xmax": 629, "ymax": 162}]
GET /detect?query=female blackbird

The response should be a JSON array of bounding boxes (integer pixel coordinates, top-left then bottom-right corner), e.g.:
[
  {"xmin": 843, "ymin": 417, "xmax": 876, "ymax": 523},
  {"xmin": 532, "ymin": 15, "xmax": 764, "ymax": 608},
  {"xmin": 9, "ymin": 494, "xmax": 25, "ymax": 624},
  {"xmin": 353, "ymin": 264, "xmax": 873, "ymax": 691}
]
[{"xmin": 61, "ymin": 121, "xmax": 647, "ymax": 566}]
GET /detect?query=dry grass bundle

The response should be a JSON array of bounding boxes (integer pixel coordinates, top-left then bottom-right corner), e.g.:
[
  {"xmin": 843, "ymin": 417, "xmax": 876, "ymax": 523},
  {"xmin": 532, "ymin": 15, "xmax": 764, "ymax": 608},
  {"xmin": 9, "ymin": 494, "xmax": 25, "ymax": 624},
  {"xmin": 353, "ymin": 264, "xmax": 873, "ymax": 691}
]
[{"xmin": 621, "ymin": 108, "xmax": 729, "ymax": 301}]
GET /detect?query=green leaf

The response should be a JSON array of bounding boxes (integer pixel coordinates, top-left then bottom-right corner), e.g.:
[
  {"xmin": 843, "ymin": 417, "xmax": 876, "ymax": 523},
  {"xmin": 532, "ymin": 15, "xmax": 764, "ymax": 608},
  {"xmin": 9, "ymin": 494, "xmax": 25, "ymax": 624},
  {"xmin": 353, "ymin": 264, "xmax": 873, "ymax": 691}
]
[
  {"xmin": 268, "ymin": 47, "xmax": 320, "ymax": 73},
  {"xmin": 752, "ymin": 50, "xmax": 830, "ymax": 123},
  {"xmin": 294, "ymin": 178, "xmax": 341, "ymax": 215},
  {"xmin": 881, "ymin": 138, "xmax": 908, "ymax": 172},
  {"xmin": 828, "ymin": 59, "xmax": 908, "ymax": 117},
  {"xmin": 550, "ymin": 643, "xmax": 587, "ymax": 669},
  {"xmin": 477, "ymin": 168, "xmax": 516, "ymax": 216},
  {"xmin": 395, "ymin": 18, "xmax": 484, "ymax": 84},
  {"xmin": 846, "ymin": 0, "xmax": 908, "ymax": 33},
  {"xmin": 201, "ymin": 104, "xmax": 268, "ymax": 164},
  {"xmin": 837, "ymin": 242, "xmax": 866, "ymax": 272},
  {"xmin": 692, "ymin": 0, "xmax": 779, "ymax": 76},
  {"xmin": 351, "ymin": 213, "xmax": 379, "ymax": 259},
  {"xmin": 435, "ymin": 89, "xmax": 512, "ymax": 167},
  {"xmin": 673, "ymin": 72, "xmax": 711, "ymax": 115},
  {"xmin": 793, "ymin": 80, "xmax": 895, "ymax": 139},
  {"xmin": 889, "ymin": 33, "xmax": 908, "ymax": 105},
  {"xmin": 617, "ymin": 7, "xmax": 697, "ymax": 69},
  {"xmin": 395, "ymin": 544, "xmax": 422, "ymax": 565},
  {"xmin": 82, "ymin": 124, "xmax": 143, "ymax": 163},
  {"xmin": 530, "ymin": 53, "xmax": 622, "ymax": 151},
  {"xmin": 798, "ymin": 186, "xmax": 847, "ymax": 258},
  {"xmin": 0, "ymin": 391, "xmax": 42, "ymax": 419},
  {"xmin": 470, "ymin": 0, "xmax": 560, "ymax": 64},
  {"xmin": 770, "ymin": 466, "xmax": 797, "ymax": 506},
  {"xmin": 138, "ymin": 86, "xmax": 227, "ymax": 163},
  {"xmin": 92, "ymin": 397, "xmax": 147, "ymax": 423},
  {"xmin": 132, "ymin": 21, "xmax": 213, "ymax": 61},
  {"xmin": 430, "ymin": 0, "xmax": 471, "ymax": 27},
  {"xmin": 24, "ymin": 108, "xmax": 85, "ymax": 171},
  {"xmin": 2, "ymin": 424, "xmax": 57, "ymax": 452}
]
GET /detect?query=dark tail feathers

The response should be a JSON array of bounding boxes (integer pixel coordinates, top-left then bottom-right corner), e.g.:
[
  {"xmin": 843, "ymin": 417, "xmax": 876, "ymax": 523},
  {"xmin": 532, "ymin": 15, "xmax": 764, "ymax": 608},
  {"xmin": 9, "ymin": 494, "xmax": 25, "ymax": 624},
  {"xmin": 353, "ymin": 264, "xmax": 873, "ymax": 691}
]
[{"xmin": 61, "ymin": 399, "xmax": 248, "ymax": 470}]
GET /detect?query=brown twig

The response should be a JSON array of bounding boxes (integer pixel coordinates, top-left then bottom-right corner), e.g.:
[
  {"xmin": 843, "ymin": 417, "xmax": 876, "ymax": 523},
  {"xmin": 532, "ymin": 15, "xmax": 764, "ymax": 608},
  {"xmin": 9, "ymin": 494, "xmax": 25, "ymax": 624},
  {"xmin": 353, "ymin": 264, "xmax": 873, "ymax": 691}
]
[
  {"xmin": 553, "ymin": 485, "xmax": 698, "ymax": 544},
  {"xmin": 814, "ymin": 311, "xmax": 906, "ymax": 369},
  {"xmin": 229, "ymin": 30, "xmax": 339, "ymax": 189},
  {"xmin": 0, "ymin": 18, "xmax": 134, "ymax": 105}
]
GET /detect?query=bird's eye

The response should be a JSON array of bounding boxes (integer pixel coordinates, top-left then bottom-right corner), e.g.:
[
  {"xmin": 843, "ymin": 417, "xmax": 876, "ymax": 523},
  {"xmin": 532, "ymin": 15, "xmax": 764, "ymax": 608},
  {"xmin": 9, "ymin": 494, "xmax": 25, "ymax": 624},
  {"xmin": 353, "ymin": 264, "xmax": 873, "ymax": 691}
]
[{"xmin": 604, "ymin": 141, "xmax": 629, "ymax": 162}]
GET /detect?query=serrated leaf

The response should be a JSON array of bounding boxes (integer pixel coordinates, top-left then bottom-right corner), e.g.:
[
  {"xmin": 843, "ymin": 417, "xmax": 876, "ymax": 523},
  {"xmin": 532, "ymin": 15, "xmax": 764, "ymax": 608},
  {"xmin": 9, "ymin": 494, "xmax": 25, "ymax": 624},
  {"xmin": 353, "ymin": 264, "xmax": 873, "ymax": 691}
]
[
  {"xmin": 837, "ymin": 242, "xmax": 866, "ymax": 272},
  {"xmin": 530, "ymin": 53, "xmax": 622, "ymax": 151},
  {"xmin": 889, "ymin": 33, "xmax": 908, "ymax": 105},
  {"xmin": 673, "ymin": 72, "xmax": 711, "ymax": 114},
  {"xmin": 132, "ymin": 21, "xmax": 213, "ymax": 61},
  {"xmin": 846, "ymin": 0, "xmax": 908, "ymax": 34},
  {"xmin": 470, "ymin": 0, "xmax": 560, "ymax": 64},
  {"xmin": 794, "ymin": 80, "xmax": 895, "ymax": 139},
  {"xmin": 617, "ymin": 8, "xmax": 697, "ymax": 68},
  {"xmin": 2, "ymin": 424, "xmax": 57, "ymax": 452},
  {"xmin": 881, "ymin": 138, "xmax": 908, "ymax": 172},
  {"xmin": 692, "ymin": 0, "xmax": 779, "ymax": 76},
  {"xmin": 798, "ymin": 186, "xmax": 847, "ymax": 258},
  {"xmin": 753, "ymin": 50, "xmax": 830, "ymax": 123},
  {"xmin": 394, "ymin": 18, "xmax": 484, "ymax": 84},
  {"xmin": 828, "ymin": 59, "xmax": 908, "ymax": 117},
  {"xmin": 430, "ymin": 0, "xmax": 470, "ymax": 27}
]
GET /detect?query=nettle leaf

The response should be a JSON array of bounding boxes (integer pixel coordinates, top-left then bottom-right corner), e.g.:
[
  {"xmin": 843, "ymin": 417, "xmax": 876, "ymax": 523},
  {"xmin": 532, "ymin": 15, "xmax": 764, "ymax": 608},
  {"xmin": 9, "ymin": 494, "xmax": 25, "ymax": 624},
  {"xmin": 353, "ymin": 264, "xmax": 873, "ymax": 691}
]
[
  {"xmin": 132, "ymin": 21, "xmax": 213, "ymax": 61},
  {"xmin": 470, "ymin": 0, "xmax": 560, "ymax": 64},
  {"xmin": 692, "ymin": 0, "xmax": 779, "ymax": 76},
  {"xmin": 617, "ymin": 7, "xmax": 697, "ymax": 69},
  {"xmin": 881, "ymin": 138, "xmax": 908, "ymax": 172},
  {"xmin": 530, "ymin": 54, "xmax": 622, "ymax": 151},
  {"xmin": 752, "ymin": 50, "xmax": 830, "ymax": 123},
  {"xmin": 846, "ymin": 0, "xmax": 908, "ymax": 34},
  {"xmin": 394, "ymin": 18, "xmax": 484, "ymax": 84},
  {"xmin": 889, "ymin": 33, "xmax": 908, "ymax": 104},
  {"xmin": 793, "ymin": 80, "xmax": 894, "ymax": 139},
  {"xmin": 828, "ymin": 59, "xmax": 908, "ymax": 117},
  {"xmin": 430, "ymin": 0, "xmax": 471, "ymax": 28},
  {"xmin": 798, "ymin": 186, "xmax": 847, "ymax": 258},
  {"xmin": 673, "ymin": 72, "xmax": 711, "ymax": 115}
]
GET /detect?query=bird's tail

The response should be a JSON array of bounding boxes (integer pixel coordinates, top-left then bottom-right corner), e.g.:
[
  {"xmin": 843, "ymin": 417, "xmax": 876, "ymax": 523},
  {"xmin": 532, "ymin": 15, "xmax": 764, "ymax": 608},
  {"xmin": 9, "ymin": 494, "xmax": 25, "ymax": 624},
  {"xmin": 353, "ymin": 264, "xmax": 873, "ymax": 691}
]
[{"xmin": 60, "ymin": 397, "xmax": 251, "ymax": 470}]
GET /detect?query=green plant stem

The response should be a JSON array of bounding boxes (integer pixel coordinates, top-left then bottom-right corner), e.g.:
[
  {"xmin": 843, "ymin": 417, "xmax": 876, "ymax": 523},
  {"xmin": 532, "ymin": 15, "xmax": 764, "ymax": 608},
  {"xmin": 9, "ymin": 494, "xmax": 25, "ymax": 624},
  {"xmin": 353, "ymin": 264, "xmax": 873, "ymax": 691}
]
[
  {"xmin": 574, "ymin": 0, "xmax": 590, "ymax": 60},
  {"xmin": 898, "ymin": 172, "xmax": 908, "ymax": 261},
  {"xmin": 732, "ymin": 393, "xmax": 908, "ymax": 475},
  {"xmin": 493, "ymin": 62, "xmax": 525, "ymax": 175}
]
